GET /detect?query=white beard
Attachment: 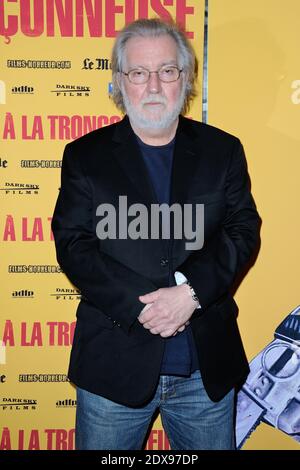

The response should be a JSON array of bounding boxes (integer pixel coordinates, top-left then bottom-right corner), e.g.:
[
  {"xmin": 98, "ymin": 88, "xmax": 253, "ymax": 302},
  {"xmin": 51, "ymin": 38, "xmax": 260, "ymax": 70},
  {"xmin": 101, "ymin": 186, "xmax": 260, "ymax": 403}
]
[{"xmin": 121, "ymin": 82, "xmax": 186, "ymax": 131}]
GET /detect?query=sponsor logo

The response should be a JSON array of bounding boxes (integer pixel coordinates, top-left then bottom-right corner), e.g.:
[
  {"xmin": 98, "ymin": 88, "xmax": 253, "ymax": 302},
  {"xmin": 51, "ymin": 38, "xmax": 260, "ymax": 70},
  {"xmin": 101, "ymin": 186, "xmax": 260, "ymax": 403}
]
[
  {"xmin": 19, "ymin": 374, "xmax": 69, "ymax": 383},
  {"xmin": 0, "ymin": 182, "xmax": 39, "ymax": 195},
  {"xmin": 12, "ymin": 86, "xmax": 34, "ymax": 95},
  {"xmin": 8, "ymin": 265, "xmax": 62, "ymax": 274},
  {"xmin": 56, "ymin": 399, "xmax": 76, "ymax": 408},
  {"xmin": 7, "ymin": 60, "xmax": 71, "ymax": 69},
  {"xmin": 12, "ymin": 289, "xmax": 34, "ymax": 298},
  {"xmin": 51, "ymin": 84, "xmax": 90, "ymax": 97},
  {"xmin": 0, "ymin": 374, "xmax": 6, "ymax": 382},
  {"xmin": 82, "ymin": 58, "xmax": 111, "ymax": 70},
  {"xmin": 0, "ymin": 398, "xmax": 37, "ymax": 411},
  {"xmin": 20, "ymin": 160, "xmax": 61, "ymax": 168},
  {"xmin": 50, "ymin": 288, "xmax": 81, "ymax": 301}
]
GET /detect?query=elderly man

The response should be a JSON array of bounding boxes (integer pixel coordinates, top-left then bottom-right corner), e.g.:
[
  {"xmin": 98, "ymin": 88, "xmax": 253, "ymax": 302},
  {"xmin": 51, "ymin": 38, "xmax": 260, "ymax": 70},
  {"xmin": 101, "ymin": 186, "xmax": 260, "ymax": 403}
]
[{"xmin": 52, "ymin": 18, "xmax": 260, "ymax": 450}]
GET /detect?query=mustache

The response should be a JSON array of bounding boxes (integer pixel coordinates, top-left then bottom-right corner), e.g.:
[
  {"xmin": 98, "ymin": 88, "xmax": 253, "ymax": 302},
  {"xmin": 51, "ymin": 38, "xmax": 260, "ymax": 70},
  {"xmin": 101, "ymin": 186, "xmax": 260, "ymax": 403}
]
[{"xmin": 141, "ymin": 95, "xmax": 167, "ymax": 105}]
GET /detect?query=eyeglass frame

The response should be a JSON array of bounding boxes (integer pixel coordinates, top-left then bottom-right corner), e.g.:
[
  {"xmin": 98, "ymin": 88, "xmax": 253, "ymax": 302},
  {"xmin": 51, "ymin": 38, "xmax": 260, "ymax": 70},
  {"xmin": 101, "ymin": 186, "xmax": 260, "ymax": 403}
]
[{"xmin": 120, "ymin": 65, "xmax": 184, "ymax": 84}]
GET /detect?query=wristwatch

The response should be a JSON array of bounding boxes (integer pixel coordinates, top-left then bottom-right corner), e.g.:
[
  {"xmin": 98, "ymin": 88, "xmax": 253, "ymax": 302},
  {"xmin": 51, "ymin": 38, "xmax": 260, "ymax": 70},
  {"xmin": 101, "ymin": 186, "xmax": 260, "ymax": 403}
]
[
  {"xmin": 174, "ymin": 271, "xmax": 201, "ymax": 308},
  {"xmin": 186, "ymin": 280, "xmax": 200, "ymax": 305}
]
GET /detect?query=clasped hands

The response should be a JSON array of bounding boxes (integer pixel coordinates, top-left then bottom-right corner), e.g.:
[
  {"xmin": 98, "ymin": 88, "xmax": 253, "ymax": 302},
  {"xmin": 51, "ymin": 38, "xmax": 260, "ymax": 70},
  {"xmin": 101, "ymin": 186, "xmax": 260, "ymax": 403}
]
[{"xmin": 138, "ymin": 284, "xmax": 198, "ymax": 338}]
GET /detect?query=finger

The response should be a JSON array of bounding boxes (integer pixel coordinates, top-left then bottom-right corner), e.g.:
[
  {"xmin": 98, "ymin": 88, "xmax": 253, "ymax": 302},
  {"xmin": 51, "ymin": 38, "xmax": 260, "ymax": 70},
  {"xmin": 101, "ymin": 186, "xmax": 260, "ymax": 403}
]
[
  {"xmin": 138, "ymin": 303, "xmax": 154, "ymax": 323},
  {"xmin": 139, "ymin": 321, "xmax": 160, "ymax": 334},
  {"xmin": 160, "ymin": 328, "xmax": 176, "ymax": 338},
  {"xmin": 139, "ymin": 290, "xmax": 160, "ymax": 304},
  {"xmin": 138, "ymin": 311, "xmax": 155, "ymax": 325},
  {"xmin": 139, "ymin": 303, "xmax": 152, "ymax": 316},
  {"xmin": 143, "ymin": 319, "xmax": 161, "ymax": 331},
  {"xmin": 177, "ymin": 325, "xmax": 186, "ymax": 332},
  {"xmin": 149, "ymin": 327, "xmax": 160, "ymax": 335}
]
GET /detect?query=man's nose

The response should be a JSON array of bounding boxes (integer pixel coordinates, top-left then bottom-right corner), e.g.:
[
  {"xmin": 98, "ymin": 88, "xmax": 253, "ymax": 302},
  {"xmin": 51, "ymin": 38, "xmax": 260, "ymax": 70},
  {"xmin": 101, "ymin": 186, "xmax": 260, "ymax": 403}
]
[{"xmin": 147, "ymin": 71, "xmax": 162, "ymax": 93}]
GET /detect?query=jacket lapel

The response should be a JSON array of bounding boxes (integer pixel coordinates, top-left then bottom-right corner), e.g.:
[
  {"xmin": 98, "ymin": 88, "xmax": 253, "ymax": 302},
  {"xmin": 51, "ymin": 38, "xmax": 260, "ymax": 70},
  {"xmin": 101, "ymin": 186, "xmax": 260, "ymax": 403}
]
[
  {"xmin": 170, "ymin": 115, "xmax": 201, "ymax": 205},
  {"xmin": 169, "ymin": 117, "xmax": 203, "ymax": 259},
  {"xmin": 111, "ymin": 116, "xmax": 158, "ymax": 206}
]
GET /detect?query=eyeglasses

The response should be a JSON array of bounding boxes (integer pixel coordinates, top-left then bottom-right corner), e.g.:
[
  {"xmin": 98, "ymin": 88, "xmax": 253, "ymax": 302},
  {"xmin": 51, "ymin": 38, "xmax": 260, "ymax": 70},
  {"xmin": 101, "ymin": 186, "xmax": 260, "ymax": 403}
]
[{"xmin": 121, "ymin": 65, "xmax": 183, "ymax": 84}]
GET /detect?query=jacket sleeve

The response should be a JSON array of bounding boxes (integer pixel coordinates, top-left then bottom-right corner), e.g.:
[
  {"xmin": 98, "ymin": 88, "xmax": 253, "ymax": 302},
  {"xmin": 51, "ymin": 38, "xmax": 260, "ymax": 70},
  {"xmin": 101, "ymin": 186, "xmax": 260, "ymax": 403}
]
[
  {"xmin": 177, "ymin": 139, "xmax": 261, "ymax": 310},
  {"xmin": 51, "ymin": 143, "xmax": 157, "ymax": 334}
]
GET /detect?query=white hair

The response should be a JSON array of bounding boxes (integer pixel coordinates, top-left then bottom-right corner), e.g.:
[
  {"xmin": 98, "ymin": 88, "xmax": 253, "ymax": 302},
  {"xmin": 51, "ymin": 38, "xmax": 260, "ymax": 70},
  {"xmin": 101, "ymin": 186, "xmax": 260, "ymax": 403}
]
[{"xmin": 111, "ymin": 18, "xmax": 198, "ymax": 114}]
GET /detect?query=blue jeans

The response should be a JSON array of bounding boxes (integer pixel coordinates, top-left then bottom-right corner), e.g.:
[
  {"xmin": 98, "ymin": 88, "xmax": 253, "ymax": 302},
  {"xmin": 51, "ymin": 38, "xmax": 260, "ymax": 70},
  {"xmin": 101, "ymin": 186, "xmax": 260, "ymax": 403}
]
[{"xmin": 75, "ymin": 370, "xmax": 235, "ymax": 450}]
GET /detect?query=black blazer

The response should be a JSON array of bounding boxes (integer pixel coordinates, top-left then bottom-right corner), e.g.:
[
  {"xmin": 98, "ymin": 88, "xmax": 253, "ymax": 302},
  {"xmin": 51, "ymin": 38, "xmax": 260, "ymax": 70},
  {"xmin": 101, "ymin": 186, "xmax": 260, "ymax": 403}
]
[{"xmin": 52, "ymin": 115, "xmax": 260, "ymax": 406}]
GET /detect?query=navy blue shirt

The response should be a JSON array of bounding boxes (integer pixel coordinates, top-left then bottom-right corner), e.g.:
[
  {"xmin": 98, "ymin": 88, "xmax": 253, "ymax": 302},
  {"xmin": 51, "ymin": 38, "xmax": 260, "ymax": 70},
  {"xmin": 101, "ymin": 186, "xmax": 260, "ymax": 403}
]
[{"xmin": 135, "ymin": 134, "xmax": 199, "ymax": 376}]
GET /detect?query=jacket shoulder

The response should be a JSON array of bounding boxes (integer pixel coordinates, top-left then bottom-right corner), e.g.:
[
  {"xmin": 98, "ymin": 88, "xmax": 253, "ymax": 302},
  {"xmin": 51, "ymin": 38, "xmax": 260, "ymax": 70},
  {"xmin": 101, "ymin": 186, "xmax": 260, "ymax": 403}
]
[
  {"xmin": 181, "ymin": 117, "xmax": 241, "ymax": 147},
  {"xmin": 64, "ymin": 119, "xmax": 120, "ymax": 152}
]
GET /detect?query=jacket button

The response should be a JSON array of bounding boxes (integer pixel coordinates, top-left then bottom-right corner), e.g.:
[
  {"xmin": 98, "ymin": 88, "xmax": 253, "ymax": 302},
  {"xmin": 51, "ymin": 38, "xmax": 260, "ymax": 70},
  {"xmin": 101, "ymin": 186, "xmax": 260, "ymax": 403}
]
[{"xmin": 160, "ymin": 258, "xmax": 169, "ymax": 267}]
